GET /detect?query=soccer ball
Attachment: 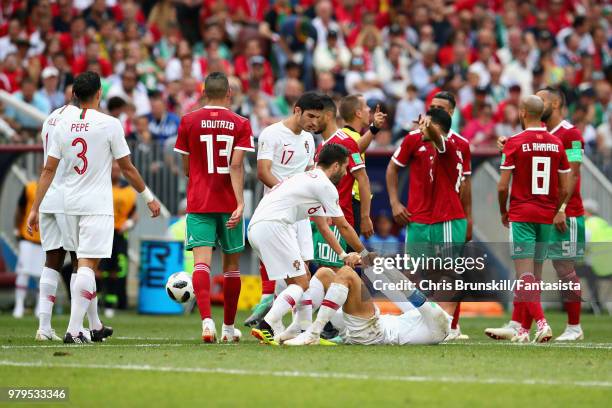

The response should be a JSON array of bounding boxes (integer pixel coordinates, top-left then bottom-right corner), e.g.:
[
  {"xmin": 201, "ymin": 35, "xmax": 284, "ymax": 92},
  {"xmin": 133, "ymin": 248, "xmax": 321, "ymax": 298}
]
[{"xmin": 166, "ymin": 272, "xmax": 194, "ymax": 303}]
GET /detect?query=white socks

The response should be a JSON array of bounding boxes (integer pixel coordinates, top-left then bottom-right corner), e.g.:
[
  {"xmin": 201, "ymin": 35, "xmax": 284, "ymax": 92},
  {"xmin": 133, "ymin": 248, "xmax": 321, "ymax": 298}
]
[
  {"xmin": 67, "ymin": 267, "xmax": 96, "ymax": 336},
  {"xmin": 311, "ymin": 283, "xmax": 348, "ymax": 335},
  {"xmin": 294, "ymin": 290, "xmax": 313, "ymax": 331},
  {"xmin": 309, "ymin": 276, "xmax": 325, "ymax": 311},
  {"xmin": 13, "ymin": 273, "xmax": 28, "ymax": 313},
  {"xmin": 38, "ymin": 267, "xmax": 60, "ymax": 331},
  {"xmin": 264, "ymin": 284, "xmax": 304, "ymax": 326}
]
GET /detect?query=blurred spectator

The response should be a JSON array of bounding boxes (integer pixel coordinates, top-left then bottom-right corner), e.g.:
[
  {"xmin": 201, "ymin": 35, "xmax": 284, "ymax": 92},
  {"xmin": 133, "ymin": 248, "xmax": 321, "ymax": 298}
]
[
  {"xmin": 4, "ymin": 77, "xmax": 50, "ymax": 136},
  {"xmin": 410, "ymin": 42, "xmax": 444, "ymax": 99},
  {"xmin": 462, "ymin": 103, "xmax": 496, "ymax": 148},
  {"xmin": 274, "ymin": 61, "xmax": 302, "ymax": 97},
  {"xmin": 0, "ymin": 18, "xmax": 21, "ymax": 61},
  {"xmin": 461, "ymin": 86, "xmax": 490, "ymax": 124},
  {"xmin": 315, "ymin": 70, "xmax": 337, "ymax": 96},
  {"xmin": 501, "ymin": 44, "xmax": 534, "ymax": 95},
  {"xmin": 37, "ymin": 67, "xmax": 65, "ymax": 111},
  {"xmin": 596, "ymin": 110, "xmax": 612, "ymax": 160},
  {"xmin": 366, "ymin": 213, "xmax": 401, "ymax": 255},
  {"xmin": 344, "ymin": 54, "xmax": 384, "ymax": 101},
  {"xmin": 495, "ymin": 104, "xmax": 522, "ymax": 139},
  {"xmin": 495, "ymin": 84, "xmax": 522, "ymax": 122},
  {"xmin": 313, "ymin": 30, "xmax": 351, "ymax": 74},
  {"xmin": 393, "ymin": 84, "xmax": 424, "ymax": 137},
  {"xmin": 234, "ymin": 38, "xmax": 274, "ymax": 95},
  {"xmin": 107, "ymin": 67, "xmax": 151, "ymax": 116},
  {"xmin": 146, "ymin": 91, "xmax": 180, "ymax": 143},
  {"xmin": 271, "ymin": 78, "xmax": 303, "ymax": 117},
  {"xmin": 312, "ymin": 0, "xmax": 343, "ymax": 47},
  {"xmin": 377, "ymin": 42, "xmax": 410, "ymax": 100}
]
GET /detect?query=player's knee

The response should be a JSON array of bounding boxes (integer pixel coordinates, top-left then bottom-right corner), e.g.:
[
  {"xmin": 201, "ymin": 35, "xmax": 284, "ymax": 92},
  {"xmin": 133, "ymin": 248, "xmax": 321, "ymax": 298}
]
[
  {"xmin": 314, "ymin": 267, "xmax": 334, "ymax": 283},
  {"xmin": 44, "ymin": 249, "xmax": 65, "ymax": 270},
  {"xmin": 553, "ymin": 260, "xmax": 576, "ymax": 280},
  {"xmin": 334, "ymin": 266, "xmax": 359, "ymax": 288}
]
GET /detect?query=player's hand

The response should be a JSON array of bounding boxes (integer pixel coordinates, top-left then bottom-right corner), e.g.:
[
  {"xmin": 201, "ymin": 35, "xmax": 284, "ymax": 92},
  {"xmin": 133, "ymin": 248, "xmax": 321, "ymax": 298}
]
[
  {"xmin": 501, "ymin": 212, "xmax": 509, "ymax": 228},
  {"xmin": 360, "ymin": 216, "xmax": 374, "ymax": 238},
  {"xmin": 373, "ymin": 104, "xmax": 387, "ymax": 128},
  {"xmin": 466, "ymin": 217, "xmax": 473, "ymax": 242},
  {"xmin": 343, "ymin": 252, "xmax": 361, "ymax": 269},
  {"xmin": 554, "ymin": 211, "xmax": 567, "ymax": 232},
  {"xmin": 147, "ymin": 199, "xmax": 161, "ymax": 218},
  {"xmin": 497, "ymin": 136, "xmax": 507, "ymax": 152},
  {"xmin": 391, "ymin": 202, "xmax": 411, "ymax": 226},
  {"xmin": 226, "ymin": 204, "xmax": 244, "ymax": 229},
  {"xmin": 26, "ymin": 210, "xmax": 39, "ymax": 235}
]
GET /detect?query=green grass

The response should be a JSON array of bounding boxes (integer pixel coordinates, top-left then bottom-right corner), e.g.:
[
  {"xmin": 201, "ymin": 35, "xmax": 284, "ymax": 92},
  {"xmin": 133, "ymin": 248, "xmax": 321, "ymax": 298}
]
[{"xmin": 0, "ymin": 308, "xmax": 611, "ymax": 407}]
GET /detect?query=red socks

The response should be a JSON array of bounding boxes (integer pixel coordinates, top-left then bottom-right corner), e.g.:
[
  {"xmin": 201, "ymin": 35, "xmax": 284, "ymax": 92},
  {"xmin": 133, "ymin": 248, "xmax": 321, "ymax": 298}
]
[
  {"xmin": 260, "ymin": 262, "xmax": 275, "ymax": 296},
  {"xmin": 563, "ymin": 271, "xmax": 582, "ymax": 325},
  {"xmin": 223, "ymin": 270, "xmax": 241, "ymax": 325},
  {"xmin": 193, "ymin": 263, "xmax": 211, "ymax": 320},
  {"xmin": 516, "ymin": 273, "xmax": 545, "ymax": 329},
  {"xmin": 451, "ymin": 303, "xmax": 461, "ymax": 330}
]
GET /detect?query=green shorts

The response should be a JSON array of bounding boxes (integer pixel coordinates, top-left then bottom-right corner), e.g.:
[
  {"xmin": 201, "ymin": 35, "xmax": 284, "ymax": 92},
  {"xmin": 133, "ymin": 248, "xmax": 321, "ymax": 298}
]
[
  {"xmin": 185, "ymin": 213, "xmax": 244, "ymax": 254},
  {"xmin": 312, "ymin": 221, "xmax": 347, "ymax": 268},
  {"xmin": 405, "ymin": 219, "xmax": 467, "ymax": 257},
  {"xmin": 547, "ymin": 216, "xmax": 586, "ymax": 260},
  {"xmin": 509, "ymin": 222, "xmax": 552, "ymax": 262}
]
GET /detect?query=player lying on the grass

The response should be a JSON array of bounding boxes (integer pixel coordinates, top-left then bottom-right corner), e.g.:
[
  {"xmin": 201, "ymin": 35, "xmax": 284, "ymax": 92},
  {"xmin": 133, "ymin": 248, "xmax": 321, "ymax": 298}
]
[
  {"xmin": 488, "ymin": 86, "xmax": 586, "ymax": 342},
  {"xmin": 497, "ymin": 95, "xmax": 570, "ymax": 343},
  {"xmin": 27, "ymin": 71, "xmax": 161, "ymax": 344},
  {"xmin": 284, "ymin": 266, "xmax": 450, "ymax": 346},
  {"xmin": 248, "ymin": 143, "xmax": 375, "ymax": 345}
]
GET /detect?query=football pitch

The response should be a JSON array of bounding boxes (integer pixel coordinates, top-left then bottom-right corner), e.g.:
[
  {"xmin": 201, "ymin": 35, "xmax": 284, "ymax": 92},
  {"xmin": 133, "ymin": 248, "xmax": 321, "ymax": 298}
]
[{"xmin": 1, "ymin": 308, "xmax": 611, "ymax": 407}]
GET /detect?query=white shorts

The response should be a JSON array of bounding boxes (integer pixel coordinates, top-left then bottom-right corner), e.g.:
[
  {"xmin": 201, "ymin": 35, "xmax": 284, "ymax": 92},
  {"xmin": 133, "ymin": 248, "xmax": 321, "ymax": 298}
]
[
  {"xmin": 342, "ymin": 305, "xmax": 450, "ymax": 345},
  {"xmin": 294, "ymin": 219, "xmax": 314, "ymax": 262},
  {"xmin": 15, "ymin": 240, "xmax": 45, "ymax": 277},
  {"xmin": 64, "ymin": 214, "xmax": 114, "ymax": 259},
  {"xmin": 248, "ymin": 221, "xmax": 307, "ymax": 281},
  {"xmin": 40, "ymin": 212, "xmax": 71, "ymax": 252}
]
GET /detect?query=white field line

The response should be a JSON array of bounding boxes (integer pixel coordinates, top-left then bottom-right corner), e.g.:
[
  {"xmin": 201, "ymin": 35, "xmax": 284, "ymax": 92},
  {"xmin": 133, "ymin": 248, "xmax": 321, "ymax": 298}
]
[{"xmin": 0, "ymin": 360, "xmax": 610, "ymax": 388}]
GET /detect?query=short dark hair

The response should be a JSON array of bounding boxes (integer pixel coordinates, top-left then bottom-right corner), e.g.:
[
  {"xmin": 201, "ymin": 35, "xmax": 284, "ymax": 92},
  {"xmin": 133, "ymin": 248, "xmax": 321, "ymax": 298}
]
[
  {"xmin": 427, "ymin": 107, "xmax": 452, "ymax": 134},
  {"xmin": 319, "ymin": 94, "xmax": 337, "ymax": 113},
  {"xmin": 295, "ymin": 91, "xmax": 324, "ymax": 112},
  {"xmin": 432, "ymin": 91, "xmax": 456, "ymax": 109},
  {"xmin": 107, "ymin": 96, "xmax": 127, "ymax": 112},
  {"xmin": 539, "ymin": 86, "xmax": 566, "ymax": 107},
  {"xmin": 204, "ymin": 72, "xmax": 229, "ymax": 99},
  {"xmin": 317, "ymin": 143, "xmax": 349, "ymax": 168},
  {"xmin": 339, "ymin": 94, "xmax": 363, "ymax": 122},
  {"xmin": 73, "ymin": 71, "xmax": 101, "ymax": 103},
  {"xmin": 148, "ymin": 90, "xmax": 163, "ymax": 100}
]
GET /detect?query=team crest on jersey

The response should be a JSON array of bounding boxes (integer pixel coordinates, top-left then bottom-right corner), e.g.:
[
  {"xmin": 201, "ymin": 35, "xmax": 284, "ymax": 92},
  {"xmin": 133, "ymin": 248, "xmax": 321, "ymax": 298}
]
[
  {"xmin": 305, "ymin": 141, "xmax": 310, "ymax": 153},
  {"xmin": 292, "ymin": 260, "xmax": 301, "ymax": 271}
]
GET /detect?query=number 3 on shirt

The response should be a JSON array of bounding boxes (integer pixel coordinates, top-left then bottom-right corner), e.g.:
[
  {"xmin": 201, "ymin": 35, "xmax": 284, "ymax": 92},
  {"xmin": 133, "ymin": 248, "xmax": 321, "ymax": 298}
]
[
  {"xmin": 532, "ymin": 156, "xmax": 551, "ymax": 195},
  {"xmin": 200, "ymin": 134, "xmax": 234, "ymax": 174},
  {"xmin": 72, "ymin": 138, "xmax": 88, "ymax": 175}
]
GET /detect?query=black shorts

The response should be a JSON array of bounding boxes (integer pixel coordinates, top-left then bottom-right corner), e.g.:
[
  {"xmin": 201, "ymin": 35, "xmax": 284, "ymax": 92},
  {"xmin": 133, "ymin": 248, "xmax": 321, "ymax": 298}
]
[{"xmin": 99, "ymin": 231, "xmax": 128, "ymax": 272}]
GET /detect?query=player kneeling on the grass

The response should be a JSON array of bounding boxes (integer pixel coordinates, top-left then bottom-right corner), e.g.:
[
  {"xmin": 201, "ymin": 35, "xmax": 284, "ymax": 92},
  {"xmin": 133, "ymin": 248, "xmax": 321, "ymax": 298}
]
[
  {"xmin": 285, "ymin": 266, "xmax": 450, "ymax": 346},
  {"xmin": 27, "ymin": 71, "xmax": 161, "ymax": 344},
  {"xmin": 174, "ymin": 72, "xmax": 255, "ymax": 343},
  {"xmin": 248, "ymin": 143, "xmax": 374, "ymax": 345}
]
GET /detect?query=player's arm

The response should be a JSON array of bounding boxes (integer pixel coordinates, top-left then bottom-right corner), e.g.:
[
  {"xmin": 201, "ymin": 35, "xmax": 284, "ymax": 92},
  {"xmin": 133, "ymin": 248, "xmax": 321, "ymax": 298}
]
[
  {"xmin": 116, "ymin": 156, "xmax": 161, "ymax": 218},
  {"xmin": 356, "ymin": 104, "xmax": 387, "ymax": 153},
  {"xmin": 181, "ymin": 155, "xmax": 189, "ymax": 178},
  {"xmin": 553, "ymin": 169, "xmax": 571, "ymax": 233},
  {"xmin": 497, "ymin": 169, "xmax": 512, "ymax": 228},
  {"xmin": 227, "ymin": 149, "xmax": 246, "ymax": 229},
  {"xmin": 14, "ymin": 187, "xmax": 26, "ymax": 238},
  {"xmin": 386, "ymin": 160, "xmax": 410, "ymax": 225},
  {"xmin": 257, "ymin": 159, "xmax": 281, "ymax": 188},
  {"xmin": 312, "ymin": 216, "xmax": 360, "ymax": 267},
  {"xmin": 353, "ymin": 167, "xmax": 374, "ymax": 238},
  {"xmin": 27, "ymin": 157, "xmax": 59, "ymax": 234}
]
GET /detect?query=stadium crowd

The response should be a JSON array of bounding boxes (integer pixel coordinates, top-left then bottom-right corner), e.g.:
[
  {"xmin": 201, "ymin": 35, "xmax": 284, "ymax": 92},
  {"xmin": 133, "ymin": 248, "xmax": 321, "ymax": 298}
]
[{"xmin": 0, "ymin": 0, "xmax": 611, "ymax": 173}]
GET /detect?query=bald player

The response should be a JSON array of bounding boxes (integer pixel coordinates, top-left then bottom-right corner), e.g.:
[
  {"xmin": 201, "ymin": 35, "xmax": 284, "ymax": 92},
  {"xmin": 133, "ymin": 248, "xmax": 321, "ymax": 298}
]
[
  {"xmin": 489, "ymin": 87, "xmax": 586, "ymax": 342},
  {"xmin": 498, "ymin": 95, "xmax": 570, "ymax": 343}
]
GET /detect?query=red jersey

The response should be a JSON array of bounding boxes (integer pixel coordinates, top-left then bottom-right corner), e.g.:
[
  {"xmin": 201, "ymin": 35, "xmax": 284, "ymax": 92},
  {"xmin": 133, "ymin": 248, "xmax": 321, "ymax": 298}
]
[
  {"xmin": 315, "ymin": 129, "xmax": 365, "ymax": 226},
  {"xmin": 500, "ymin": 127, "xmax": 571, "ymax": 224},
  {"xmin": 174, "ymin": 106, "xmax": 254, "ymax": 214},
  {"xmin": 449, "ymin": 130, "xmax": 472, "ymax": 176},
  {"xmin": 430, "ymin": 136, "xmax": 466, "ymax": 223},
  {"xmin": 550, "ymin": 120, "xmax": 584, "ymax": 217},
  {"xmin": 392, "ymin": 130, "xmax": 435, "ymax": 224}
]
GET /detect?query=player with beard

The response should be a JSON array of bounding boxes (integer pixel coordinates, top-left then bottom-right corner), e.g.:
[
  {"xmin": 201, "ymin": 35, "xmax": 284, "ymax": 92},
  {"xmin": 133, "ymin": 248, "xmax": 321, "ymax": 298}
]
[{"xmin": 489, "ymin": 88, "xmax": 585, "ymax": 341}]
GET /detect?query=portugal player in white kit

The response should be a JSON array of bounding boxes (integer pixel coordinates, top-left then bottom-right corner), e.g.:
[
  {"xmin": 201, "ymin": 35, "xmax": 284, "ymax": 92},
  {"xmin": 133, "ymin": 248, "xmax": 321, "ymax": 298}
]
[
  {"xmin": 244, "ymin": 92, "xmax": 322, "ymax": 327},
  {"xmin": 27, "ymin": 71, "xmax": 161, "ymax": 344},
  {"xmin": 249, "ymin": 143, "xmax": 371, "ymax": 345}
]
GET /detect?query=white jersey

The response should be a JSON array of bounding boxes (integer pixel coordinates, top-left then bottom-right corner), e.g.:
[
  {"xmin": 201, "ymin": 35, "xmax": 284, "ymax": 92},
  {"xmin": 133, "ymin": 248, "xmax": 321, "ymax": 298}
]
[
  {"xmin": 39, "ymin": 105, "xmax": 80, "ymax": 214},
  {"xmin": 48, "ymin": 108, "xmax": 131, "ymax": 216},
  {"xmin": 257, "ymin": 121, "xmax": 315, "ymax": 194},
  {"xmin": 250, "ymin": 168, "xmax": 343, "ymax": 226}
]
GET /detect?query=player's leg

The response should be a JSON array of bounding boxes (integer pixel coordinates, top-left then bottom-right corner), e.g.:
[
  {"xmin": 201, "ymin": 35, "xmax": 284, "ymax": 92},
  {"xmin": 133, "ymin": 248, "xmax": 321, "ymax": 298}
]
[
  {"xmin": 550, "ymin": 216, "xmax": 585, "ymax": 341},
  {"xmin": 36, "ymin": 247, "xmax": 65, "ymax": 341},
  {"xmin": 13, "ymin": 240, "xmax": 31, "ymax": 318},
  {"xmin": 243, "ymin": 262, "xmax": 275, "ymax": 327}
]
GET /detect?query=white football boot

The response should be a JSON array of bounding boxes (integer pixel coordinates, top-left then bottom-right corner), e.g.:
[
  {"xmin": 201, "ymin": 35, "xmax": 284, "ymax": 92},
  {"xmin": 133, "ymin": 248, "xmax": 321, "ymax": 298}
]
[
  {"xmin": 35, "ymin": 328, "xmax": 62, "ymax": 341},
  {"xmin": 220, "ymin": 325, "xmax": 241, "ymax": 343},
  {"xmin": 284, "ymin": 330, "xmax": 320, "ymax": 346},
  {"xmin": 554, "ymin": 325, "xmax": 584, "ymax": 342},
  {"xmin": 201, "ymin": 318, "xmax": 217, "ymax": 343},
  {"xmin": 511, "ymin": 328, "xmax": 530, "ymax": 343},
  {"xmin": 532, "ymin": 322, "xmax": 553, "ymax": 343},
  {"xmin": 485, "ymin": 320, "xmax": 521, "ymax": 340}
]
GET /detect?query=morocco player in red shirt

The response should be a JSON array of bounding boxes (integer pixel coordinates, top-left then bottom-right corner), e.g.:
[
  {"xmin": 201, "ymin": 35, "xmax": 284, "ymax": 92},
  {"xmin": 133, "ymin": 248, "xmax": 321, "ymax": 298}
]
[
  {"xmin": 489, "ymin": 87, "xmax": 586, "ymax": 342},
  {"xmin": 498, "ymin": 95, "xmax": 570, "ymax": 343},
  {"xmin": 174, "ymin": 72, "xmax": 255, "ymax": 343}
]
